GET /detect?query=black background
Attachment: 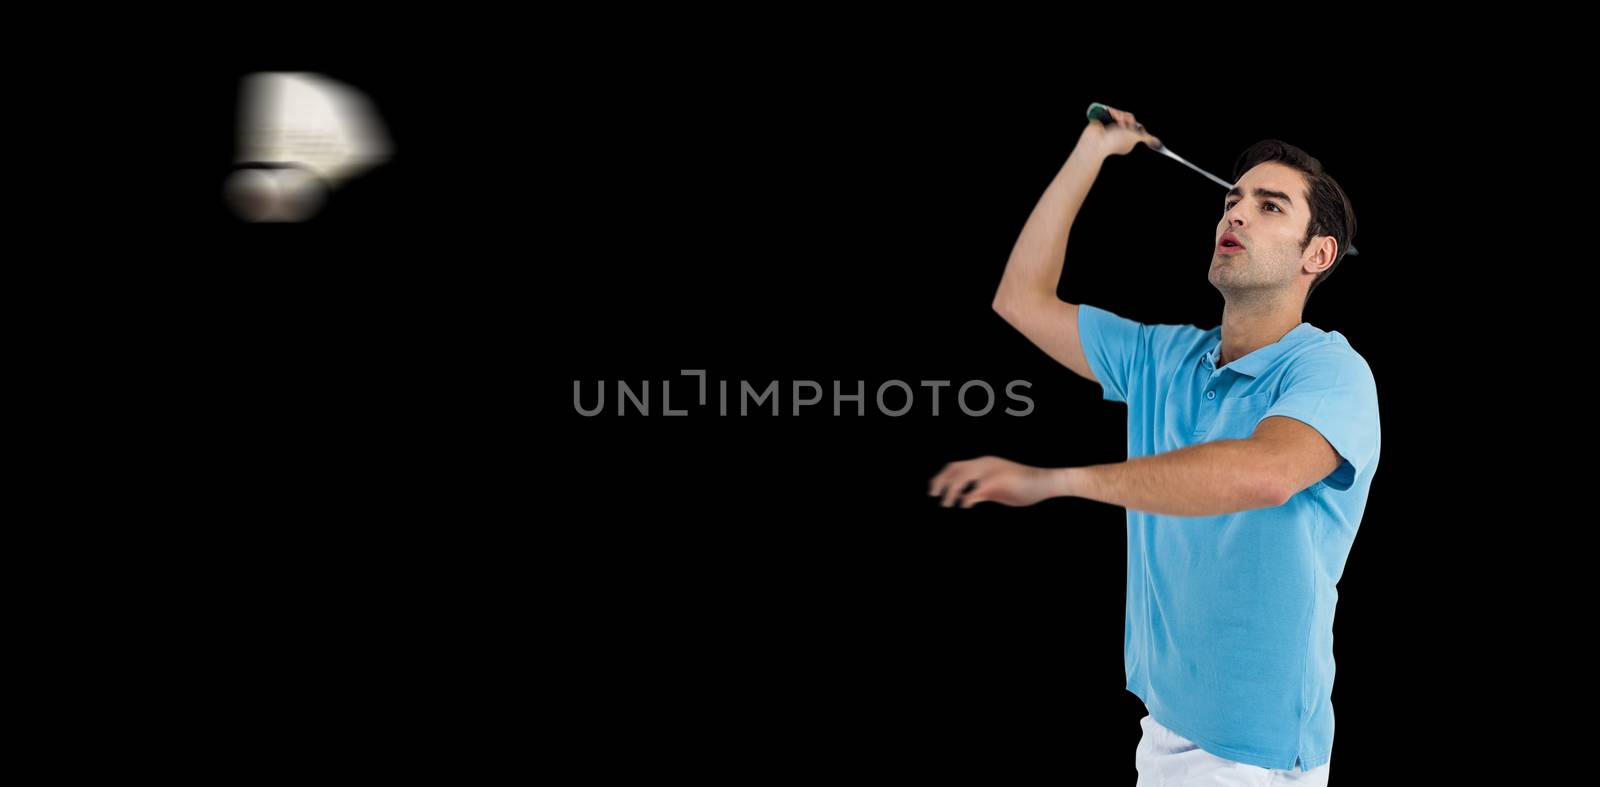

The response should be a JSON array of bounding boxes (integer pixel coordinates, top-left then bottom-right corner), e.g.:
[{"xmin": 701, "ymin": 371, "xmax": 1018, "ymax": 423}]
[{"xmin": 130, "ymin": 29, "xmax": 1546, "ymax": 782}]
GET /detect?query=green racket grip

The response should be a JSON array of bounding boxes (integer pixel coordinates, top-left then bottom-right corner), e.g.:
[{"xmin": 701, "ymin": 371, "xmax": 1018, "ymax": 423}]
[
  {"xmin": 1088, "ymin": 102, "xmax": 1142, "ymax": 131},
  {"xmin": 1087, "ymin": 101, "xmax": 1161, "ymax": 150}
]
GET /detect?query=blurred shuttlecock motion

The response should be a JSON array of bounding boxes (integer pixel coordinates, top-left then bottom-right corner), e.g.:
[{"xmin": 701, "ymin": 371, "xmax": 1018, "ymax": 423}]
[{"xmin": 224, "ymin": 72, "xmax": 392, "ymax": 222}]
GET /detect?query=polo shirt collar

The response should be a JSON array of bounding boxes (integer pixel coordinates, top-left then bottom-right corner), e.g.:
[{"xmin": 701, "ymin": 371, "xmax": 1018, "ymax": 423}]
[{"xmin": 1201, "ymin": 322, "xmax": 1320, "ymax": 377}]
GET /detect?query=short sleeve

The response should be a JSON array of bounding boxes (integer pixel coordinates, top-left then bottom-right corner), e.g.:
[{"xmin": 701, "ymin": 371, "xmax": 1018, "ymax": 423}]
[
  {"xmin": 1257, "ymin": 346, "xmax": 1381, "ymax": 492},
  {"xmin": 1077, "ymin": 303, "xmax": 1144, "ymax": 403}
]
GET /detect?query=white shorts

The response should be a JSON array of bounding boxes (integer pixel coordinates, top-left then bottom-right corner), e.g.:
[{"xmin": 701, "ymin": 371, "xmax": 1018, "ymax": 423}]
[{"xmin": 1135, "ymin": 713, "xmax": 1332, "ymax": 786}]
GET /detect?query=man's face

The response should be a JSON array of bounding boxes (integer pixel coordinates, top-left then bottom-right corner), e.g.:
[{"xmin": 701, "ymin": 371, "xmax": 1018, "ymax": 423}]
[{"xmin": 1209, "ymin": 162, "xmax": 1318, "ymax": 298}]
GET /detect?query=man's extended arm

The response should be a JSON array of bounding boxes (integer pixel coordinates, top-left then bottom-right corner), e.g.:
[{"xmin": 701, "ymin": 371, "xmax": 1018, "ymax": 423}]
[
  {"xmin": 1057, "ymin": 439, "xmax": 1283, "ymax": 516},
  {"xmin": 930, "ymin": 416, "xmax": 1341, "ymax": 512}
]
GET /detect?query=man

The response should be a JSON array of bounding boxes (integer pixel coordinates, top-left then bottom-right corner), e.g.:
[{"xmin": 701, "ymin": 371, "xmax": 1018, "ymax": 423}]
[{"xmin": 928, "ymin": 105, "xmax": 1378, "ymax": 784}]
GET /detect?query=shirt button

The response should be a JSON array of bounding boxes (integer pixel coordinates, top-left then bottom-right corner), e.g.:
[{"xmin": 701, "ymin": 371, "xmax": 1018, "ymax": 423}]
[{"xmin": 1206, "ymin": 391, "xmax": 1216, "ymax": 400}]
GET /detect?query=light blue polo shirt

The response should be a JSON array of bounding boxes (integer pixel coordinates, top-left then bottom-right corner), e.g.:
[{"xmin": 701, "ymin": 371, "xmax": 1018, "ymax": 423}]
[{"xmin": 1077, "ymin": 303, "xmax": 1380, "ymax": 771}]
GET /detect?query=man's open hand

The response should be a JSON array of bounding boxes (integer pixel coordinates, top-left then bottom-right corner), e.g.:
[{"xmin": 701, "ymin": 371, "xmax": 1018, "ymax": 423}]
[{"xmin": 928, "ymin": 456, "xmax": 1064, "ymax": 509}]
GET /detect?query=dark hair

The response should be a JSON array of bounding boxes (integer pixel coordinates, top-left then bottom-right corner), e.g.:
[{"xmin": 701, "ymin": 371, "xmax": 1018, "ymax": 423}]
[{"xmin": 1232, "ymin": 140, "xmax": 1357, "ymax": 303}]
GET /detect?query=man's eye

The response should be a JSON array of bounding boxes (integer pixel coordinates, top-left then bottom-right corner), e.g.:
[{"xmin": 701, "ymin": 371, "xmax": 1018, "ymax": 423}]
[
  {"xmin": 1224, "ymin": 201, "xmax": 1236, "ymax": 211},
  {"xmin": 1264, "ymin": 202, "xmax": 1281, "ymax": 212}
]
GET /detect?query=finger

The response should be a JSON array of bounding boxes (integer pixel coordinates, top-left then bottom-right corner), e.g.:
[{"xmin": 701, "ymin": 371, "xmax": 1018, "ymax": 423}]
[
  {"xmin": 1127, "ymin": 113, "xmax": 1139, "ymax": 131},
  {"xmin": 960, "ymin": 483, "xmax": 986, "ymax": 508},
  {"xmin": 942, "ymin": 477, "xmax": 975, "ymax": 508},
  {"xmin": 941, "ymin": 477, "xmax": 967, "ymax": 508}
]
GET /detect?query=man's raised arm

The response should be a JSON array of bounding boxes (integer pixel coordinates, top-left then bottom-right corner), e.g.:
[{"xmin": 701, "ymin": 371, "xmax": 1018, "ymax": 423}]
[{"xmin": 992, "ymin": 105, "xmax": 1161, "ymax": 383}]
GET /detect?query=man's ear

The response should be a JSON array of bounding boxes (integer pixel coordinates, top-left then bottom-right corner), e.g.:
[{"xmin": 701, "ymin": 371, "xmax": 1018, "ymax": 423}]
[{"xmin": 1304, "ymin": 235, "xmax": 1338, "ymax": 276}]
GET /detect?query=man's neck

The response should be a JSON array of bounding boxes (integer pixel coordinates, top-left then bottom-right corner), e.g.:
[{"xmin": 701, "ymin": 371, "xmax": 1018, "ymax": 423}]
[{"xmin": 1216, "ymin": 298, "xmax": 1304, "ymax": 368}]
